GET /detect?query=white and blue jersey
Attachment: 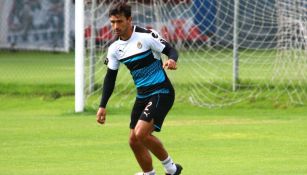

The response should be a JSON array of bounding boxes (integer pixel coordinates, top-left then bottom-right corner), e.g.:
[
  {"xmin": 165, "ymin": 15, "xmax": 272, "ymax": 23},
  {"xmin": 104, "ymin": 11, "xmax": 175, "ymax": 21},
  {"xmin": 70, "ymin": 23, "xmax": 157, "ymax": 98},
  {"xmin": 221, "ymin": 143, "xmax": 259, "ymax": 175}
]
[{"xmin": 107, "ymin": 26, "xmax": 173, "ymax": 98}]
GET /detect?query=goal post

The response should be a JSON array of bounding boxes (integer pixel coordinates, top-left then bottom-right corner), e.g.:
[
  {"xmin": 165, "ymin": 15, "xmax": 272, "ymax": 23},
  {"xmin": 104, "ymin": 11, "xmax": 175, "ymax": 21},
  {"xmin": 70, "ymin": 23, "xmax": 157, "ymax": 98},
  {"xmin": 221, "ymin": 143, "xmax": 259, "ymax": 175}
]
[
  {"xmin": 233, "ymin": 0, "xmax": 240, "ymax": 91},
  {"xmin": 75, "ymin": 0, "xmax": 85, "ymax": 112},
  {"xmin": 75, "ymin": 0, "xmax": 307, "ymax": 112}
]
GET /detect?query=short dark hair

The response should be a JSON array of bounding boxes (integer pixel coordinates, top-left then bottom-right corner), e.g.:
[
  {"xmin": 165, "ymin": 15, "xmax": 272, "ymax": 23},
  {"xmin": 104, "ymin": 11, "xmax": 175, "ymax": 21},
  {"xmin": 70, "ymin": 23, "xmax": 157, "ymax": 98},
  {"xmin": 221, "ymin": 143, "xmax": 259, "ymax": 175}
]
[{"xmin": 109, "ymin": 2, "xmax": 131, "ymax": 18}]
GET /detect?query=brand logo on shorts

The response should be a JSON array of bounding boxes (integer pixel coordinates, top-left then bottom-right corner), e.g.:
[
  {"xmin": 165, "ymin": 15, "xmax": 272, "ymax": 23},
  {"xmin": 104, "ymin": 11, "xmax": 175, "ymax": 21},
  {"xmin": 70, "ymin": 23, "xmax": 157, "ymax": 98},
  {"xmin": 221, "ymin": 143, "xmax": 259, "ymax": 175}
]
[
  {"xmin": 143, "ymin": 111, "xmax": 150, "ymax": 117},
  {"xmin": 137, "ymin": 42, "xmax": 142, "ymax": 49}
]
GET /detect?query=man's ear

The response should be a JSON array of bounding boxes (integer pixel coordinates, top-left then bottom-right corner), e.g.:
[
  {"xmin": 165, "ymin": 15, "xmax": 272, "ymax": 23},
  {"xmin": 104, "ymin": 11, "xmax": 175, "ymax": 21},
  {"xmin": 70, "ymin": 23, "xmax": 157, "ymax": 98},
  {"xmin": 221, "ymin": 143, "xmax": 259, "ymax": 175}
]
[{"xmin": 128, "ymin": 16, "xmax": 132, "ymax": 23}]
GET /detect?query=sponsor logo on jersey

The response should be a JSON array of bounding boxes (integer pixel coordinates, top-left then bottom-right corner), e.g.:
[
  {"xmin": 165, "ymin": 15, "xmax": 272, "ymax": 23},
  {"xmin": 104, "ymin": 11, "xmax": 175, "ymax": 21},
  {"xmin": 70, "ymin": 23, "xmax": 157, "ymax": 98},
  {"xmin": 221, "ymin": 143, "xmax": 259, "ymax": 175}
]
[
  {"xmin": 151, "ymin": 32, "xmax": 158, "ymax": 38},
  {"xmin": 160, "ymin": 39, "xmax": 166, "ymax": 44}
]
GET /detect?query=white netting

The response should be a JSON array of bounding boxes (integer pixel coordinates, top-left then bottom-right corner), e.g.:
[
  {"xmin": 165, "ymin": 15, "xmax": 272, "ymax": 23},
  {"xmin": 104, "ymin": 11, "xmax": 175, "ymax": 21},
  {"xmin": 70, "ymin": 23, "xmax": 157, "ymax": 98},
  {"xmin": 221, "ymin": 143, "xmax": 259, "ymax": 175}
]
[{"xmin": 83, "ymin": 0, "xmax": 307, "ymax": 109}]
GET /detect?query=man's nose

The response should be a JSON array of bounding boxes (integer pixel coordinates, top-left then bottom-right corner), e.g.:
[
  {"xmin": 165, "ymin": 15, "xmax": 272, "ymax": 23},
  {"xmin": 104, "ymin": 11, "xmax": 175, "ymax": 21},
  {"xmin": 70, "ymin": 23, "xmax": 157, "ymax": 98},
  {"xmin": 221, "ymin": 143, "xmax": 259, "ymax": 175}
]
[{"xmin": 114, "ymin": 23, "xmax": 119, "ymax": 29}]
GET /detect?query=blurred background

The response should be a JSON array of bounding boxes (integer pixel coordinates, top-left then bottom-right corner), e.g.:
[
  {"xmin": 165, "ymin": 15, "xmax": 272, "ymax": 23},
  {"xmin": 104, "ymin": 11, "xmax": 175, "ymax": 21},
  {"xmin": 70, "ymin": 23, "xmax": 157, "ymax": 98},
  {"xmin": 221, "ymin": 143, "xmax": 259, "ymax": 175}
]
[
  {"xmin": 1, "ymin": 2, "xmax": 307, "ymax": 174},
  {"xmin": 0, "ymin": 0, "xmax": 306, "ymax": 110}
]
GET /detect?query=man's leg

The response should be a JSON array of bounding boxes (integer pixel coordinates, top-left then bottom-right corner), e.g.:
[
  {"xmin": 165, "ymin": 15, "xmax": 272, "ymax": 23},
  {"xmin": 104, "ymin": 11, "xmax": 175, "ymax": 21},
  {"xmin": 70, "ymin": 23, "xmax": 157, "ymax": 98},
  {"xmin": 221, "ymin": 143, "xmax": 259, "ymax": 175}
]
[
  {"xmin": 134, "ymin": 120, "xmax": 181, "ymax": 175},
  {"xmin": 130, "ymin": 93, "xmax": 182, "ymax": 174},
  {"xmin": 129, "ymin": 129, "xmax": 154, "ymax": 172},
  {"xmin": 134, "ymin": 120, "xmax": 168, "ymax": 161}
]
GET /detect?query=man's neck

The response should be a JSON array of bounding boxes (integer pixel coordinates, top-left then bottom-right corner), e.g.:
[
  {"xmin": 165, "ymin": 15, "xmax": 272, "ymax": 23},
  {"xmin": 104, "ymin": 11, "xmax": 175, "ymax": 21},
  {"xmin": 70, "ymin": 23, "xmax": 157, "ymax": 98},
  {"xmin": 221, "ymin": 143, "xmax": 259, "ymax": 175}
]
[{"xmin": 120, "ymin": 26, "xmax": 134, "ymax": 41}]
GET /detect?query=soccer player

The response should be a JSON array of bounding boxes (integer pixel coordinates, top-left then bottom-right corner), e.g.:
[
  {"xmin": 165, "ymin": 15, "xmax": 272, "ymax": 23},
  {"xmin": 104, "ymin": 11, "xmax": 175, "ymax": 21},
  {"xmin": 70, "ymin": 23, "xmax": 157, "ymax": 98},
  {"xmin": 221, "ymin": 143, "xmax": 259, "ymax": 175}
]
[{"xmin": 96, "ymin": 2, "xmax": 182, "ymax": 175}]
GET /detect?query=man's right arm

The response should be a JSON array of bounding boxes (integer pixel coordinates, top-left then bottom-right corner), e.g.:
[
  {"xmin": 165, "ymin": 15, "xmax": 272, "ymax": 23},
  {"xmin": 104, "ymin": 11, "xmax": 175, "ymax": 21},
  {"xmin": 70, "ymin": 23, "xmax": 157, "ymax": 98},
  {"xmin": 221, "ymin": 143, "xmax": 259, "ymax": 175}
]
[
  {"xmin": 99, "ymin": 68, "xmax": 118, "ymax": 108},
  {"xmin": 97, "ymin": 68, "xmax": 118, "ymax": 125}
]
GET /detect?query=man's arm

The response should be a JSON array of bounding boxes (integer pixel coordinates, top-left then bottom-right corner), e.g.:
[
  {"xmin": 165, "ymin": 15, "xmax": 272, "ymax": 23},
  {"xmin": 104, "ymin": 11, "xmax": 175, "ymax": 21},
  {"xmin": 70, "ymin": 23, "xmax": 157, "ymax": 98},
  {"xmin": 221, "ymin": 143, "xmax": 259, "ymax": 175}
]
[
  {"xmin": 162, "ymin": 41, "xmax": 178, "ymax": 62},
  {"xmin": 161, "ymin": 41, "xmax": 179, "ymax": 70},
  {"xmin": 147, "ymin": 29, "xmax": 178, "ymax": 69},
  {"xmin": 99, "ymin": 68, "xmax": 118, "ymax": 108},
  {"xmin": 97, "ymin": 68, "xmax": 118, "ymax": 124}
]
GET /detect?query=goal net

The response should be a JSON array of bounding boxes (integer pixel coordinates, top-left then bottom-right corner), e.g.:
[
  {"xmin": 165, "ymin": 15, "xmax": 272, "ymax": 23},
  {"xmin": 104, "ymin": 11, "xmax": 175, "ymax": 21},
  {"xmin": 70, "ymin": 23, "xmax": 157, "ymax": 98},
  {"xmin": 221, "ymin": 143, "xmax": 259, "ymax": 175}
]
[{"xmin": 78, "ymin": 0, "xmax": 307, "ymax": 111}]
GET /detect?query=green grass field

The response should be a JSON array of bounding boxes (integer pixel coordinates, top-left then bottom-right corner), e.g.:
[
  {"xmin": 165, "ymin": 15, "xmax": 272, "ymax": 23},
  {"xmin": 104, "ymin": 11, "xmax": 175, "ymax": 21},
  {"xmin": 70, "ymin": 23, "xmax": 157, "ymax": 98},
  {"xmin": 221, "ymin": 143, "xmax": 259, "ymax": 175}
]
[
  {"xmin": 1, "ymin": 95, "xmax": 307, "ymax": 175},
  {"xmin": 1, "ymin": 51, "xmax": 307, "ymax": 174}
]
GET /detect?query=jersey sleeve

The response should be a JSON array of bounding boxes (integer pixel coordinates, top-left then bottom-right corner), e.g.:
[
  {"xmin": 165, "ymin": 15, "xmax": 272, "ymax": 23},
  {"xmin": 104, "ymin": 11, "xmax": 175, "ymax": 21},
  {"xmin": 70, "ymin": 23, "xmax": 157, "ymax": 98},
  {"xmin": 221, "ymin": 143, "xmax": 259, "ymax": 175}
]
[
  {"xmin": 106, "ymin": 45, "xmax": 120, "ymax": 70},
  {"xmin": 146, "ymin": 29, "xmax": 166, "ymax": 53}
]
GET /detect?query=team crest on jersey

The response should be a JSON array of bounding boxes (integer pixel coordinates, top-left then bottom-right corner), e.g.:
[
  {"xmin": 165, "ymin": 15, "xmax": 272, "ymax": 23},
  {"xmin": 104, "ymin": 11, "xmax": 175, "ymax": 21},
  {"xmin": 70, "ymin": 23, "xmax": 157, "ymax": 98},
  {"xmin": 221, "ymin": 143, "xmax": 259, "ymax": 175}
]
[{"xmin": 137, "ymin": 42, "xmax": 142, "ymax": 49}]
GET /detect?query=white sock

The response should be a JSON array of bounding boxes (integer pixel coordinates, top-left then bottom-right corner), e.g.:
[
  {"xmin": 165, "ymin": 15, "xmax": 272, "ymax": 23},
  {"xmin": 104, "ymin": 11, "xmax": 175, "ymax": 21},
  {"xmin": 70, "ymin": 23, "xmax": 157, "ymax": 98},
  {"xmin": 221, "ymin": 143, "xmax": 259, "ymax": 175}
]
[
  {"xmin": 143, "ymin": 169, "xmax": 156, "ymax": 175},
  {"xmin": 161, "ymin": 156, "xmax": 177, "ymax": 174}
]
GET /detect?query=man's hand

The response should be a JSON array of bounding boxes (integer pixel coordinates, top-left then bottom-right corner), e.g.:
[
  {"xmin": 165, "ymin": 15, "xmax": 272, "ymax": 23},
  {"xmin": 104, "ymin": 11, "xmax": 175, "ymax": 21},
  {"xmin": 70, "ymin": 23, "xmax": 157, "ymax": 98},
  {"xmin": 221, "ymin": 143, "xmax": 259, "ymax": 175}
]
[
  {"xmin": 163, "ymin": 59, "xmax": 177, "ymax": 70},
  {"xmin": 96, "ymin": 107, "xmax": 107, "ymax": 125}
]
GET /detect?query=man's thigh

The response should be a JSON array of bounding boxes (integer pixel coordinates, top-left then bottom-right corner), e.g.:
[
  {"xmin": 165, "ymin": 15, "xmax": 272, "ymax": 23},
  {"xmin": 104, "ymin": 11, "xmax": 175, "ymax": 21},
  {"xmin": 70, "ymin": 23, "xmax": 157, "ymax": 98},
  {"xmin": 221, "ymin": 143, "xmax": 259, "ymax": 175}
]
[{"xmin": 139, "ymin": 93, "xmax": 175, "ymax": 132}]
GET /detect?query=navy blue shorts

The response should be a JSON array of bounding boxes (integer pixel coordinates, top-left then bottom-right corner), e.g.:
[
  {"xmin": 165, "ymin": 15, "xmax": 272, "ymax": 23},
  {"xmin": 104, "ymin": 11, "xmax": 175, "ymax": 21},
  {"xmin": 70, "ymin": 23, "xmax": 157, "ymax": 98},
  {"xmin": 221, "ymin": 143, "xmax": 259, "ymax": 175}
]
[{"xmin": 130, "ymin": 91, "xmax": 175, "ymax": 132}]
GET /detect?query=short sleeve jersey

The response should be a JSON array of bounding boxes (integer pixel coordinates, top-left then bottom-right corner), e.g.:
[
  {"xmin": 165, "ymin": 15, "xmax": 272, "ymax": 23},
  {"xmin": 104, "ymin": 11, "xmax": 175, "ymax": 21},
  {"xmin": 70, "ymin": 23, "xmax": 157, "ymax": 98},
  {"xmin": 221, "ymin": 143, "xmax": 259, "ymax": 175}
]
[{"xmin": 106, "ymin": 26, "xmax": 173, "ymax": 98}]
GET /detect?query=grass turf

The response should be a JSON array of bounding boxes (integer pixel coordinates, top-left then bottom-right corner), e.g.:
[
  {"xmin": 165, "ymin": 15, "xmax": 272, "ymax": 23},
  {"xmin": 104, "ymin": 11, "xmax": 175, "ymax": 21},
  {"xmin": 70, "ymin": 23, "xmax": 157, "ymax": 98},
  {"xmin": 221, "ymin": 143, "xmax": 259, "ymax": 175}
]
[
  {"xmin": 0, "ymin": 94, "xmax": 307, "ymax": 175},
  {"xmin": 0, "ymin": 51, "xmax": 307, "ymax": 174},
  {"xmin": 1, "ymin": 50, "xmax": 307, "ymax": 108},
  {"xmin": 0, "ymin": 51, "xmax": 74, "ymax": 96}
]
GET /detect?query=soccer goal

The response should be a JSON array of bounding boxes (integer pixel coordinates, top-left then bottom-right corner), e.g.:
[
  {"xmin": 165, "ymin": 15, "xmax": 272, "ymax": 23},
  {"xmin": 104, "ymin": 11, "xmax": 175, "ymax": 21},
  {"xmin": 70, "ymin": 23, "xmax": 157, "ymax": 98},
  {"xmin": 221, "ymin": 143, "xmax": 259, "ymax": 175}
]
[{"xmin": 75, "ymin": 0, "xmax": 307, "ymax": 112}]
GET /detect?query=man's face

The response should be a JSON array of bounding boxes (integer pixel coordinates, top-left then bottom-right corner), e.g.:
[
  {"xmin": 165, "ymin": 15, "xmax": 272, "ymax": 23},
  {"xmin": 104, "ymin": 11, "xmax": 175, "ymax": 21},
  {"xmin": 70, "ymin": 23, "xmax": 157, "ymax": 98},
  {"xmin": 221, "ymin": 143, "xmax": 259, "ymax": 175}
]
[{"xmin": 109, "ymin": 14, "xmax": 132, "ymax": 37}]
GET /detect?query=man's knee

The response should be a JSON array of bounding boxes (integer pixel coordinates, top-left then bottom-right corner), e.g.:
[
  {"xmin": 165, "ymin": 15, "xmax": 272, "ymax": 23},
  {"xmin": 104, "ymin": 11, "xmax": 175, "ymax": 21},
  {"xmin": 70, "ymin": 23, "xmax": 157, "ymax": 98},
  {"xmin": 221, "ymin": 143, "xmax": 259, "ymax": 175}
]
[
  {"xmin": 134, "ymin": 129, "xmax": 147, "ymax": 143},
  {"xmin": 135, "ymin": 128, "xmax": 155, "ymax": 146},
  {"xmin": 129, "ymin": 131, "xmax": 141, "ymax": 148},
  {"xmin": 134, "ymin": 120, "xmax": 154, "ymax": 142}
]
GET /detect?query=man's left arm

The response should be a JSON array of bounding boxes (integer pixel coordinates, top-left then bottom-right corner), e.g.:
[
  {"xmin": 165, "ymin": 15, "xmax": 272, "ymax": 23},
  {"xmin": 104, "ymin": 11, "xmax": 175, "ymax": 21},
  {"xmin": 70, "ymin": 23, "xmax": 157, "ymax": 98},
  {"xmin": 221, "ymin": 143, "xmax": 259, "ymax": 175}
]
[
  {"xmin": 147, "ymin": 29, "xmax": 179, "ymax": 69},
  {"xmin": 161, "ymin": 41, "xmax": 178, "ymax": 70}
]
